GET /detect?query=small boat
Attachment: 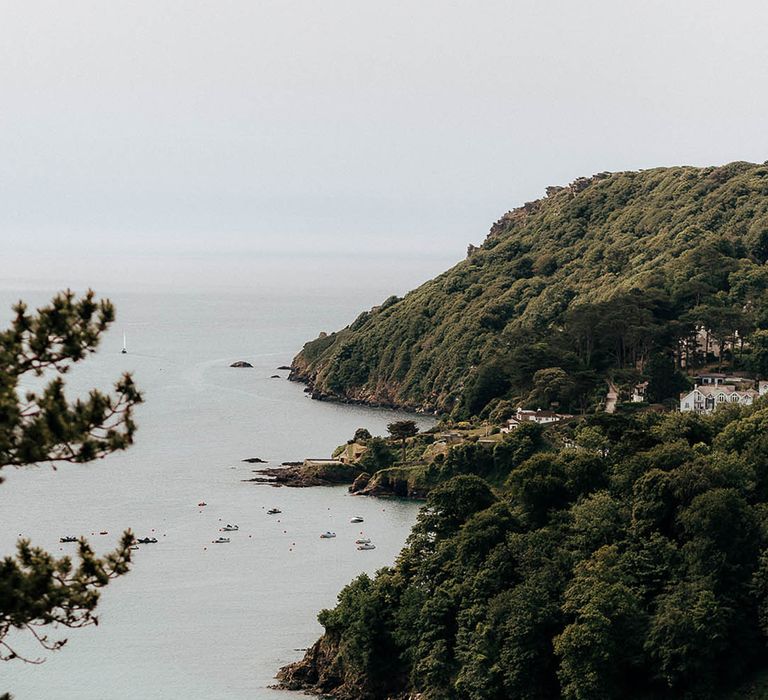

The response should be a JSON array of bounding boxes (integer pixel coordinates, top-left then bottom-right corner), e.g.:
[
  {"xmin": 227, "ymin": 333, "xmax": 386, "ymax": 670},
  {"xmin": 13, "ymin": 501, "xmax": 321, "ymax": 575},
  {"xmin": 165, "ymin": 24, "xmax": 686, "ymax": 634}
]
[
  {"xmin": 99, "ymin": 531, "xmax": 108, "ymax": 535},
  {"xmin": 129, "ymin": 545, "xmax": 139, "ymax": 551},
  {"xmin": 320, "ymin": 531, "xmax": 336, "ymax": 539},
  {"xmin": 350, "ymin": 516, "xmax": 364, "ymax": 523},
  {"xmin": 213, "ymin": 537, "xmax": 230, "ymax": 544},
  {"xmin": 357, "ymin": 543, "xmax": 376, "ymax": 550},
  {"xmin": 198, "ymin": 502, "xmax": 207, "ymax": 507},
  {"xmin": 267, "ymin": 508, "xmax": 281, "ymax": 515},
  {"xmin": 59, "ymin": 536, "xmax": 77, "ymax": 543},
  {"xmin": 121, "ymin": 331, "xmax": 127, "ymax": 354},
  {"xmin": 137, "ymin": 537, "xmax": 158, "ymax": 544},
  {"xmin": 355, "ymin": 538, "xmax": 371, "ymax": 545},
  {"xmin": 222, "ymin": 524, "xmax": 239, "ymax": 531}
]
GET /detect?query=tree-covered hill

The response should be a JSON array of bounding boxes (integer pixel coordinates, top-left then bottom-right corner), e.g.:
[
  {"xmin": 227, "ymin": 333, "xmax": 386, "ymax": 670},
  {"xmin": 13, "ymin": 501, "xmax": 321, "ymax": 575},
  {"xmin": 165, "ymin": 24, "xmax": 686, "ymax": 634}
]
[
  {"xmin": 291, "ymin": 161, "xmax": 768, "ymax": 416},
  {"xmin": 278, "ymin": 400, "xmax": 768, "ymax": 700}
]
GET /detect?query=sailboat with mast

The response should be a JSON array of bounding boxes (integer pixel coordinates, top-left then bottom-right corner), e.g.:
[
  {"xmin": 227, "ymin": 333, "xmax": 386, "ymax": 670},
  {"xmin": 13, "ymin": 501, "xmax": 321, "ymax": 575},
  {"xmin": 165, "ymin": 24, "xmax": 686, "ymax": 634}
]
[{"xmin": 121, "ymin": 332, "xmax": 127, "ymax": 354}]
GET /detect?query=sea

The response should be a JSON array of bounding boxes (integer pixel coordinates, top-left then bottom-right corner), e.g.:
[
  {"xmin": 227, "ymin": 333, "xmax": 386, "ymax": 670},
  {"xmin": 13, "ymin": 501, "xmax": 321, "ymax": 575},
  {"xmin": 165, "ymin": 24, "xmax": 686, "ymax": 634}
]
[{"xmin": 0, "ymin": 255, "xmax": 450, "ymax": 699}]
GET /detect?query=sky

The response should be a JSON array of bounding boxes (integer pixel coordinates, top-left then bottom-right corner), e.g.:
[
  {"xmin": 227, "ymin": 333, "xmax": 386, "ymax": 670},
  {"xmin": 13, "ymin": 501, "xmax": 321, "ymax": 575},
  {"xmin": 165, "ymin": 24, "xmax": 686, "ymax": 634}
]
[{"xmin": 1, "ymin": 0, "xmax": 767, "ymax": 293}]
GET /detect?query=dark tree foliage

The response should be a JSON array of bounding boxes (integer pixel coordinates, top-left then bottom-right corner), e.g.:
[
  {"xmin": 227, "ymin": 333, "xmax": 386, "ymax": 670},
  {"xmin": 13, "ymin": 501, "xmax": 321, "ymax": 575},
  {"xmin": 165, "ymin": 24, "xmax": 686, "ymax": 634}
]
[
  {"xmin": 352, "ymin": 427, "xmax": 372, "ymax": 443},
  {"xmin": 283, "ymin": 399, "xmax": 768, "ymax": 699},
  {"xmin": 358, "ymin": 437, "xmax": 396, "ymax": 471},
  {"xmin": 0, "ymin": 291, "xmax": 141, "ymax": 680},
  {"xmin": 387, "ymin": 420, "xmax": 419, "ymax": 464},
  {"xmin": 644, "ymin": 353, "xmax": 690, "ymax": 403}
]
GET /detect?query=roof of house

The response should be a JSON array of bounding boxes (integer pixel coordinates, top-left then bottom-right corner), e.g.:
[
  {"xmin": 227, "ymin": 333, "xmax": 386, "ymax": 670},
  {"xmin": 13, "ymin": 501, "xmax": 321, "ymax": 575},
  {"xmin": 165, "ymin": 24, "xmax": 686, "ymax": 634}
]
[
  {"xmin": 518, "ymin": 408, "xmax": 559, "ymax": 418},
  {"xmin": 684, "ymin": 385, "xmax": 758, "ymax": 397}
]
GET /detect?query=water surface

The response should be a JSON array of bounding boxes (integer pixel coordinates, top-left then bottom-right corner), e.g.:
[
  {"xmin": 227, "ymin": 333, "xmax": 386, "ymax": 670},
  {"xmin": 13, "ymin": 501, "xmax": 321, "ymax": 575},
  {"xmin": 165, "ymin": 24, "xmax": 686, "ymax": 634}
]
[{"xmin": 0, "ymin": 289, "xmax": 433, "ymax": 699}]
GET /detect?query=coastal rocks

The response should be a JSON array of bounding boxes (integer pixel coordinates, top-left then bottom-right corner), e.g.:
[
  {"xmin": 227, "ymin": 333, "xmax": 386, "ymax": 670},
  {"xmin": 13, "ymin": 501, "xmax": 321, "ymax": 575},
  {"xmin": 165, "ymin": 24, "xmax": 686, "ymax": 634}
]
[
  {"xmin": 353, "ymin": 469, "xmax": 429, "ymax": 500},
  {"xmin": 348, "ymin": 472, "xmax": 371, "ymax": 494},
  {"xmin": 276, "ymin": 634, "xmax": 383, "ymax": 699},
  {"xmin": 229, "ymin": 361, "xmax": 253, "ymax": 368},
  {"xmin": 270, "ymin": 374, "xmax": 281, "ymax": 378},
  {"xmin": 289, "ymin": 352, "xmax": 437, "ymax": 413},
  {"xmin": 276, "ymin": 365, "xmax": 291, "ymax": 370},
  {"xmin": 241, "ymin": 457, "xmax": 266, "ymax": 464}
]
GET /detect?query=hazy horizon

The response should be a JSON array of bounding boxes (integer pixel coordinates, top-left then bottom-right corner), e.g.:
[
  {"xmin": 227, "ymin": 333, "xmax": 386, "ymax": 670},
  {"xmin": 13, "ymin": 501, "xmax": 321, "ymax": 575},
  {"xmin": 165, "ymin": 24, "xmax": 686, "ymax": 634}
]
[{"xmin": 2, "ymin": 1, "xmax": 768, "ymax": 291}]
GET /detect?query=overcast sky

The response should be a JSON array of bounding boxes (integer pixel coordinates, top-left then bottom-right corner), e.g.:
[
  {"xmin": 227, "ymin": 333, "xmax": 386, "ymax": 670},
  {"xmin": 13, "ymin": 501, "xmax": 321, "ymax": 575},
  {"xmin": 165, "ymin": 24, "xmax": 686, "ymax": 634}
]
[{"xmin": 1, "ymin": 1, "xmax": 767, "ymax": 291}]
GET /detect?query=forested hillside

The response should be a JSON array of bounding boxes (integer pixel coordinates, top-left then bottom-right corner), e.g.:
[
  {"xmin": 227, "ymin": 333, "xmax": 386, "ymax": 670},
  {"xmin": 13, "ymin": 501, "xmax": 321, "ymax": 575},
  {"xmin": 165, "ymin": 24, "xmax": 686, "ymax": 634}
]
[
  {"xmin": 291, "ymin": 162, "xmax": 768, "ymax": 416},
  {"xmin": 278, "ymin": 401, "xmax": 768, "ymax": 699}
]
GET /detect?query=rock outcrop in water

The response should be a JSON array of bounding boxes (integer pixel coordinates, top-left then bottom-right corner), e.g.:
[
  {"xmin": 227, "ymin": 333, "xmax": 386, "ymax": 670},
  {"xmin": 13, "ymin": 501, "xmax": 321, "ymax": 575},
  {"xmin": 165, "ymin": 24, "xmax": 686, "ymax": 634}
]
[
  {"xmin": 245, "ymin": 461, "xmax": 364, "ymax": 488},
  {"xmin": 230, "ymin": 360, "xmax": 253, "ymax": 368}
]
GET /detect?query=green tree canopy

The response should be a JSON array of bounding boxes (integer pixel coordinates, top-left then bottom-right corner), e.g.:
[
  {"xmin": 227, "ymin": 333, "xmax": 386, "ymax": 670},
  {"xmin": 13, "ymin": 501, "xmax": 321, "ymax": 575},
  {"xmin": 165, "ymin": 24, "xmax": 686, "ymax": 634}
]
[{"xmin": 280, "ymin": 395, "xmax": 768, "ymax": 700}]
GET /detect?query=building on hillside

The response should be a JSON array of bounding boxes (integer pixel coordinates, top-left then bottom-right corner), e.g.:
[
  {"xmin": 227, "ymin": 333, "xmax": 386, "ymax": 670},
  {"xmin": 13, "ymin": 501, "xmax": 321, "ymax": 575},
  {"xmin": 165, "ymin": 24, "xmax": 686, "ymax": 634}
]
[
  {"xmin": 696, "ymin": 373, "xmax": 753, "ymax": 387},
  {"xmin": 303, "ymin": 458, "xmax": 345, "ymax": 468},
  {"xmin": 338, "ymin": 442, "xmax": 368, "ymax": 464},
  {"xmin": 436, "ymin": 431, "xmax": 464, "ymax": 445},
  {"xmin": 632, "ymin": 381, "xmax": 648, "ymax": 403},
  {"xmin": 696, "ymin": 373, "xmax": 727, "ymax": 386},
  {"xmin": 501, "ymin": 407, "xmax": 573, "ymax": 432},
  {"xmin": 679, "ymin": 385, "xmax": 758, "ymax": 414}
]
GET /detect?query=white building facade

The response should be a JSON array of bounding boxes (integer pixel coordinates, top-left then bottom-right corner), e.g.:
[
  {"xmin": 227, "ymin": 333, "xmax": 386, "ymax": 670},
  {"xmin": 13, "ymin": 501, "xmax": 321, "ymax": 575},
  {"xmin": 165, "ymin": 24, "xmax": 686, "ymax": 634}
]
[
  {"xmin": 679, "ymin": 384, "xmax": 761, "ymax": 414},
  {"xmin": 501, "ymin": 407, "xmax": 573, "ymax": 432}
]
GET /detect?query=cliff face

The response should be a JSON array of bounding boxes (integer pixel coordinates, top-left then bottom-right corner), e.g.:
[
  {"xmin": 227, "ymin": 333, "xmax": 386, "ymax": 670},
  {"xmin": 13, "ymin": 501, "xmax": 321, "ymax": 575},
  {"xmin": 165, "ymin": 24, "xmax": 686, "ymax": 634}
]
[{"xmin": 290, "ymin": 161, "xmax": 768, "ymax": 416}]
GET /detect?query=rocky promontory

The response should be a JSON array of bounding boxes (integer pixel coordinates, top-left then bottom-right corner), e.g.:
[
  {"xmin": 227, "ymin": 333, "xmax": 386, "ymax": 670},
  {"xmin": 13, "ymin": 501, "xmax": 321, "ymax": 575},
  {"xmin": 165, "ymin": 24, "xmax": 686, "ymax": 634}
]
[
  {"xmin": 276, "ymin": 634, "xmax": 418, "ymax": 700},
  {"xmin": 245, "ymin": 460, "xmax": 364, "ymax": 488},
  {"xmin": 348, "ymin": 466, "xmax": 429, "ymax": 499}
]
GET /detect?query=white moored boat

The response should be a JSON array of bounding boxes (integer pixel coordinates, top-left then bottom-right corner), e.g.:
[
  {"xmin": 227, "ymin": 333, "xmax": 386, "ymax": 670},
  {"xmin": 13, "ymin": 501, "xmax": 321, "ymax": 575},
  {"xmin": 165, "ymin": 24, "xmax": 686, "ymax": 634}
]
[
  {"xmin": 357, "ymin": 543, "xmax": 376, "ymax": 550},
  {"xmin": 222, "ymin": 524, "xmax": 239, "ymax": 531},
  {"xmin": 350, "ymin": 516, "xmax": 364, "ymax": 523},
  {"xmin": 213, "ymin": 537, "xmax": 230, "ymax": 544},
  {"xmin": 320, "ymin": 531, "xmax": 336, "ymax": 539},
  {"xmin": 355, "ymin": 538, "xmax": 371, "ymax": 545}
]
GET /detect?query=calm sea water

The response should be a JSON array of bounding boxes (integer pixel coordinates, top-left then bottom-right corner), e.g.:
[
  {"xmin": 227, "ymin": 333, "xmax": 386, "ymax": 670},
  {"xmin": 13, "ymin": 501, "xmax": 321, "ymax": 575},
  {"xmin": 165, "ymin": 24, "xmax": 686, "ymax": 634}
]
[{"xmin": 0, "ymin": 288, "xmax": 434, "ymax": 699}]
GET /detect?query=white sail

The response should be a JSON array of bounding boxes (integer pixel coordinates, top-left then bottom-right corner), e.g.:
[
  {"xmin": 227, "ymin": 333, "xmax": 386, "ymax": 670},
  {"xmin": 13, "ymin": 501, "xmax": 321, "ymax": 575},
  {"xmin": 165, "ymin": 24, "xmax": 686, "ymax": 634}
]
[{"xmin": 122, "ymin": 332, "xmax": 127, "ymax": 354}]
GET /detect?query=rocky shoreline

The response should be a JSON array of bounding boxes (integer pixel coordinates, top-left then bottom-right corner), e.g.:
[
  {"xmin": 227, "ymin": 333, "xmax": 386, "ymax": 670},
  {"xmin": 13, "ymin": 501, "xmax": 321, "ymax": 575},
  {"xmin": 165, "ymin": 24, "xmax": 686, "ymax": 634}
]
[
  {"xmin": 288, "ymin": 360, "xmax": 433, "ymax": 414},
  {"xmin": 243, "ymin": 462, "xmax": 365, "ymax": 488},
  {"xmin": 276, "ymin": 635, "xmax": 421, "ymax": 700},
  {"xmin": 244, "ymin": 464, "xmax": 427, "ymax": 500}
]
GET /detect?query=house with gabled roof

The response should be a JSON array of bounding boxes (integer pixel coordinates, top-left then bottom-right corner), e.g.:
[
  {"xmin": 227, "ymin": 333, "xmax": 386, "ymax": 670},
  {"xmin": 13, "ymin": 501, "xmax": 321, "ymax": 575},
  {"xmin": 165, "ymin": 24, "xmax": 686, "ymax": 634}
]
[{"xmin": 679, "ymin": 384, "xmax": 758, "ymax": 414}]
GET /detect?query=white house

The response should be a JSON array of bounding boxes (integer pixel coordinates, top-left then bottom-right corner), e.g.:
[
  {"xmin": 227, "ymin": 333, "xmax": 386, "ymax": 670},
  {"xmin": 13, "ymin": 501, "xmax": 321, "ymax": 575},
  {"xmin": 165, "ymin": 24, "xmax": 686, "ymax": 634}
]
[
  {"xmin": 501, "ymin": 407, "xmax": 573, "ymax": 432},
  {"xmin": 679, "ymin": 385, "xmax": 758, "ymax": 414}
]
